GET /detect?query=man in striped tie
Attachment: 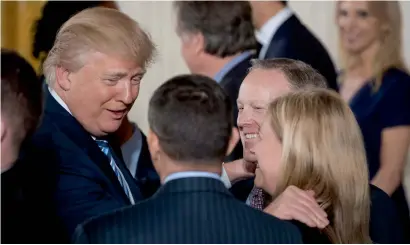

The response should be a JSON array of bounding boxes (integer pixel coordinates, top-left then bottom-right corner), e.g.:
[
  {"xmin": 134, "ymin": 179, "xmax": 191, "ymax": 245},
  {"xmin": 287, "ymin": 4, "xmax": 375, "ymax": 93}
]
[
  {"xmin": 221, "ymin": 58, "xmax": 330, "ymax": 227},
  {"xmin": 16, "ymin": 7, "xmax": 156, "ymax": 243}
]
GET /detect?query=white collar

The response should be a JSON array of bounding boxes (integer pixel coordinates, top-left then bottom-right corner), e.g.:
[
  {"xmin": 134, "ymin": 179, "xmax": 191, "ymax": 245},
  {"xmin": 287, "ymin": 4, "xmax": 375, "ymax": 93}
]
[
  {"xmin": 255, "ymin": 7, "xmax": 293, "ymax": 46},
  {"xmin": 48, "ymin": 86, "xmax": 97, "ymax": 140},
  {"xmin": 48, "ymin": 86, "xmax": 72, "ymax": 115}
]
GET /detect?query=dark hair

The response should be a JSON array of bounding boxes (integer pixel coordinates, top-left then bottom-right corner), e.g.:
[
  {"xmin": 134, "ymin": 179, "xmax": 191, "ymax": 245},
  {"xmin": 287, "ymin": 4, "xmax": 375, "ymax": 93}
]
[
  {"xmin": 32, "ymin": 1, "xmax": 105, "ymax": 63},
  {"xmin": 1, "ymin": 49, "xmax": 44, "ymax": 140},
  {"xmin": 148, "ymin": 74, "xmax": 233, "ymax": 163},
  {"xmin": 174, "ymin": 1, "xmax": 258, "ymax": 58},
  {"xmin": 250, "ymin": 58, "xmax": 328, "ymax": 90}
]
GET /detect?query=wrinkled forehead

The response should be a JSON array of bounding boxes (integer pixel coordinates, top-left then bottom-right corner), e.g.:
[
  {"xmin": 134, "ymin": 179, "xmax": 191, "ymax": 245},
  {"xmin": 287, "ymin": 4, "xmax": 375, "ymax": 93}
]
[{"xmin": 238, "ymin": 68, "xmax": 291, "ymax": 104}]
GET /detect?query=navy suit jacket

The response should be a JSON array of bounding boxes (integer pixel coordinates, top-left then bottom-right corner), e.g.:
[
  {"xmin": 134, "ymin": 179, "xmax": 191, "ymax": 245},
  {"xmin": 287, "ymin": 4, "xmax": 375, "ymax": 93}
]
[
  {"xmin": 220, "ymin": 53, "xmax": 257, "ymax": 162},
  {"xmin": 17, "ymin": 90, "xmax": 144, "ymax": 242},
  {"xmin": 130, "ymin": 133, "xmax": 160, "ymax": 198},
  {"xmin": 73, "ymin": 177, "xmax": 302, "ymax": 244},
  {"xmin": 263, "ymin": 15, "xmax": 338, "ymax": 91}
]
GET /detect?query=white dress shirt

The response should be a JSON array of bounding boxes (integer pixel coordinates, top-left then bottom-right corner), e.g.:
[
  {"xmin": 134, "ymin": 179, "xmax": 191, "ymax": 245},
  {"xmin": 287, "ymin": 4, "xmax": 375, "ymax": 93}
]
[
  {"xmin": 255, "ymin": 7, "xmax": 293, "ymax": 59},
  {"xmin": 164, "ymin": 171, "xmax": 222, "ymax": 184},
  {"xmin": 121, "ymin": 124, "xmax": 142, "ymax": 177}
]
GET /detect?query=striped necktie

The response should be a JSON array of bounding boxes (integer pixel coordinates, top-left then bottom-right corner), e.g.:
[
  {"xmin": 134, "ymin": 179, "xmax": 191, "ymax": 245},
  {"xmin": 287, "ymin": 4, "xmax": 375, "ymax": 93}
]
[{"xmin": 96, "ymin": 140, "xmax": 135, "ymax": 204}]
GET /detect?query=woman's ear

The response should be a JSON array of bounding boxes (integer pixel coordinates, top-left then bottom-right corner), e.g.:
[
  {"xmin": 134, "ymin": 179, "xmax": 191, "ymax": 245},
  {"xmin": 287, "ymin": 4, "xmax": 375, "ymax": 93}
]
[{"xmin": 226, "ymin": 127, "xmax": 240, "ymax": 156}]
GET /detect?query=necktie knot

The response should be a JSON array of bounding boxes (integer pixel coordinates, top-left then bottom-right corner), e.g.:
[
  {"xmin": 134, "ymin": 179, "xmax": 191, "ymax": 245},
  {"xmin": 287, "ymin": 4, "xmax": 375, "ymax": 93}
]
[
  {"xmin": 96, "ymin": 140, "xmax": 111, "ymax": 156},
  {"xmin": 96, "ymin": 139, "xmax": 109, "ymax": 148}
]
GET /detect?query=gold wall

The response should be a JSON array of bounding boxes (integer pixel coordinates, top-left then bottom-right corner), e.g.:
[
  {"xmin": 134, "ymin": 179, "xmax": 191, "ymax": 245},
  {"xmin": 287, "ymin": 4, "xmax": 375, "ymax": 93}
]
[{"xmin": 1, "ymin": 1, "xmax": 45, "ymax": 72}]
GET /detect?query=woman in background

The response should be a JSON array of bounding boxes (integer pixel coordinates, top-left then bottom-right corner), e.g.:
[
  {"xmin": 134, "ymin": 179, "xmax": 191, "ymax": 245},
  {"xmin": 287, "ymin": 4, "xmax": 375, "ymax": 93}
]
[
  {"xmin": 336, "ymin": 1, "xmax": 410, "ymax": 238},
  {"xmin": 252, "ymin": 89, "xmax": 372, "ymax": 243}
]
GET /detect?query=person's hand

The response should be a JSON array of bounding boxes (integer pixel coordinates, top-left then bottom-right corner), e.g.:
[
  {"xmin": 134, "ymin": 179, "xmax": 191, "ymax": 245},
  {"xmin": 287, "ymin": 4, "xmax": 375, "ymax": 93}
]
[
  {"xmin": 223, "ymin": 159, "xmax": 255, "ymax": 183},
  {"xmin": 263, "ymin": 185, "xmax": 329, "ymax": 228}
]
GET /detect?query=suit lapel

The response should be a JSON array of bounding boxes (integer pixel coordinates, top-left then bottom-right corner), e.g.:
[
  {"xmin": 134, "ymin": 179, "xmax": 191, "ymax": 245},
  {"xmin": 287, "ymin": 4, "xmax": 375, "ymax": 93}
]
[
  {"xmin": 45, "ymin": 90, "xmax": 134, "ymax": 204},
  {"xmin": 135, "ymin": 133, "xmax": 160, "ymax": 197},
  {"xmin": 265, "ymin": 14, "xmax": 298, "ymax": 58},
  {"xmin": 219, "ymin": 54, "xmax": 256, "ymax": 88}
]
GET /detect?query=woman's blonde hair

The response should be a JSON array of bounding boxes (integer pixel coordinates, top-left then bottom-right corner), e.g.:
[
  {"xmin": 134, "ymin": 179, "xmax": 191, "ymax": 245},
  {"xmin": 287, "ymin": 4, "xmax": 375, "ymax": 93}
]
[
  {"xmin": 43, "ymin": 7, "xmax": 156, "ymax": 86},
  {"xmin": 268, "ymin": 89, "xmax": 371, "ymax": 243},
  {"xmin": 337, "ymin": 1, "xmax": 407, "ymax": 90}
]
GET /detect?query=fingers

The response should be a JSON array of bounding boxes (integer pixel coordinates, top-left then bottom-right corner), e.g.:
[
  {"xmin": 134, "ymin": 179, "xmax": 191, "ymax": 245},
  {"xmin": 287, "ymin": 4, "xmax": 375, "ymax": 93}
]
[
  {"xmin": 298, "ymin": 191, "xmax": 328, "ymax": 218},
  {"xmin": 244, "ymin": 160, "xmax": 257, "ymax": 173},
  {"xmin": 288, "ymin": 203, "xmax": 321, "ymax": 228},
  {"xmin": 287, "ymin": 186, "xmax": 329, "ymax": 228}
]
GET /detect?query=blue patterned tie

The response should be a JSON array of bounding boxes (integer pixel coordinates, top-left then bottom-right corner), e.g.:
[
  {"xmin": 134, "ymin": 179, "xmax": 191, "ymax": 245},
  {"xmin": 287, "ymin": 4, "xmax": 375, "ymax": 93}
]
[{"xmin": 96, "ymin": 140, "xmax": 134, "ymax": 204}]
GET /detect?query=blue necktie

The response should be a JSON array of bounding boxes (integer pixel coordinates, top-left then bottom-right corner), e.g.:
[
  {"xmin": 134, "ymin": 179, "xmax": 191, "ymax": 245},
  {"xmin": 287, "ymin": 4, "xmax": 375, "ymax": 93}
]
[{"xmin": 96, "ymin": 140, "xmax": 135, "ymax": 204}]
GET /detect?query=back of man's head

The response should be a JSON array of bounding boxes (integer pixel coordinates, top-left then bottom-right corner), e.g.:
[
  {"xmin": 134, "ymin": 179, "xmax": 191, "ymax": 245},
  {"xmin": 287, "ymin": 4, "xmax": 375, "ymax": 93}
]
[
  {"xmin": 1, "ymin": 49, "xmax": 43, "ymax": 172},
  {"xmin": 148, "ymin": 74, "xmax": 233, "ymax": 164},
  {"xmin": 174, "ymin": 1, "xmax": 257, "ymax": 58},
  {"xmin": 251, "ymin": 58, "xmax": 328, "ymax": 90}
]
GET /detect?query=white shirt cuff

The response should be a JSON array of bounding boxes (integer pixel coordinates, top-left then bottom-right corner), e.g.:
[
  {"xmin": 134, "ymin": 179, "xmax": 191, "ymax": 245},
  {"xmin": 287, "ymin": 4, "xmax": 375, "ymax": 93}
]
[{"xmin": 220, "ymin": 165, "xmax": 232, "ymax": 188}]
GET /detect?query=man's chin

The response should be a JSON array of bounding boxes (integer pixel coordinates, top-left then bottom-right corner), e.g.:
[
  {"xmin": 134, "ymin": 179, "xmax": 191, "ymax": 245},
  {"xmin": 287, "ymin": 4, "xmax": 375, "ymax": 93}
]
[{"xmin": 102, "ymin": 120, "xmax": 123, "ymax": 134}]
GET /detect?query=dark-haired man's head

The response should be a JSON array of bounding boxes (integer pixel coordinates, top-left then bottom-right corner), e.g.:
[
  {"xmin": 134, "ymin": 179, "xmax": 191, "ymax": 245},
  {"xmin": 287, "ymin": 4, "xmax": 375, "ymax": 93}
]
[
  {"xmin": 173, "ymin": 1, "xmax": 258, "ymax": 77},
  {"xmin": 1, "ymin": 49, "xmax": 43, "ymax": 172},
  {"xmin": 147, "ymin": 74, "xmax": 239, "ymax": 181}
]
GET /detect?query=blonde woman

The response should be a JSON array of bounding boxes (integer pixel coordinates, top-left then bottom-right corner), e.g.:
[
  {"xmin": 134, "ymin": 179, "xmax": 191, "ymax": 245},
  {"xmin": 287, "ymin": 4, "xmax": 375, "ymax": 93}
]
[
  {"xmin": 336, "ymin": 1, "xmax": 410, "ymax": 238},
  {"xmin": 252, "ymin": 89, "xmax": 371, "ymax": 243}
]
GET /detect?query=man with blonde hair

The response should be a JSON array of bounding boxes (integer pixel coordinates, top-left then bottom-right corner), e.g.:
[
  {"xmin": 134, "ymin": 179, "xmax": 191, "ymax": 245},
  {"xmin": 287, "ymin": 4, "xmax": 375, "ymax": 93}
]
[{"xmin": 18, "ymin": 7, "xmax": 155, "ymax": 242}]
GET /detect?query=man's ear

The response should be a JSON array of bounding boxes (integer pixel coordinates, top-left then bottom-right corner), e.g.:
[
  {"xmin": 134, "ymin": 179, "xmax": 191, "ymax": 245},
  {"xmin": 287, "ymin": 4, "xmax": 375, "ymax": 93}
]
[
  {"xmin": 55, "ymin": 66, "xmax": 72, "ymax": 91},
  {"xmin": 1, "ymin": 118, "xmax": 7, "ymax": 143},
  {"xmin": 226, "ymin": 127, "xmax": 240, "ymax": 156},
  {"xmin": 147, "ymin": 129, "xmax": 161, "ymax": 161},
  {"xmin": 192, "ymin": 32, "xmax": 205, "ymax": 55}
]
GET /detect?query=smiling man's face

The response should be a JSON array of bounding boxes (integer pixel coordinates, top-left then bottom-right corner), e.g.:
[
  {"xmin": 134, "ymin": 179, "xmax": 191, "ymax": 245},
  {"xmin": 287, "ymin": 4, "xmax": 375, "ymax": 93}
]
[{"xmin": 237, "ymin": 68, "xmax": 291, "ymax": 163}]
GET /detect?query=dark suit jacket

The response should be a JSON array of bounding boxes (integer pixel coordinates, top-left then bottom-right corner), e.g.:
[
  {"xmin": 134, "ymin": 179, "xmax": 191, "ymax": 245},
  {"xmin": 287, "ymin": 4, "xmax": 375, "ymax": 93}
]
[
  {"xmin": 291, "ymin": 221, "xmax": 330, "ymax": 244},
  {"xmin": 17, "ymin": 90, "xmax": 144, "ymax": 242},
  {"xmin": 369, "ymin": 185, "xmax": 405, "ymax": 243},
  {"xmin": 263, "ymin": 14, "xmax": 338, "ymax": 91},
  {"xmin": 73, "ymin": 177, "xmax": 302, "ymax": 244},
  {"xmin": 132, "ymin": 133, "xmax": 161, "ymax": 198},
  {"xmin": 221, "ymin": 53, "xmax": 257, "ymax": 162}
]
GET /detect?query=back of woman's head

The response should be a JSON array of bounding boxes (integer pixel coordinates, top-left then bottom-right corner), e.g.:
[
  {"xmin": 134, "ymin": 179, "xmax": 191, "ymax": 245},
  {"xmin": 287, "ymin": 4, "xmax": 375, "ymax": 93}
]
[{"xmin": 269, "ymin": 89, "xmax": 371, "ymax": 243}]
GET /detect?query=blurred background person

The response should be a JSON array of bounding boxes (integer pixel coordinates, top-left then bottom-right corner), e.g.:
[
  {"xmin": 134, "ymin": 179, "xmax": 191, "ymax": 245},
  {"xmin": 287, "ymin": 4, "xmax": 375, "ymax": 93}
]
[
  {"xmin": 253, "ymin": 89, "xmax": 372, "ymax": 243},
  {"xmin": 1, "ymin": 49, "xmax": 44, "ymax": 243},
  {"xmin": 32, "ymin": 0, "xmax": 160, "ymax": 196},
  {"xmin": 173, "ymin": 1, "xmax": 259, "ymax": 162},
  {"xmin": 249, "ymin": 0, "xmax": 338, "ymax": 91},
  {"xmin": 336, "ymin": 1, "xmax": 410, "ymax": 239}
]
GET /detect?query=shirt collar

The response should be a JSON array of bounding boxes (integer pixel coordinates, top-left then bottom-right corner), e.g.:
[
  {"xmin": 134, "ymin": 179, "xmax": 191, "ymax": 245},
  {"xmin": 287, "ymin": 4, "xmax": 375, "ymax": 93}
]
[
  {"xmin": 48, "ymin": 86, "xmax": 97, "ymax": 140},
  {"xmin": 213, "ymin": 50, "xmax": 255, "ymax": 83},
  {"xmin": 255, "ymin": 7, "xmax": 293, "ymax": 46},
  {"xmin": 163, "ymin": 171, "xmax": 221, "ymax": 184},
  {"xmin": 48, "ymin": 86, "xmax": 72, "ymax": 115}
]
